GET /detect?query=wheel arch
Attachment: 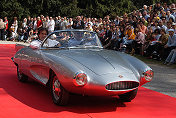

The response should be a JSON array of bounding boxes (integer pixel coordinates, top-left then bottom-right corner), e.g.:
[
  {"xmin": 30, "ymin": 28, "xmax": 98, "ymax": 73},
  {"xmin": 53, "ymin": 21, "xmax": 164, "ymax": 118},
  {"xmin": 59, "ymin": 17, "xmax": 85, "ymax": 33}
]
[{"xmin": 46, "ymin": 68, "xmax": 56, "ymax": 87}]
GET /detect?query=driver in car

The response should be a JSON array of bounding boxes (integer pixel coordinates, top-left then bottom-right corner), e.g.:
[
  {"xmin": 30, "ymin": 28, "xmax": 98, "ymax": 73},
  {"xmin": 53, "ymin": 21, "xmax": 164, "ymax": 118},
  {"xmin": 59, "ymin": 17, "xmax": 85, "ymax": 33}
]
[
  {"xmin": 68, "ymin": 32, "xmax": 84, "ymax": 47},
  {"xmin": 30, "ymin": 28, "xmax": 60, "ymax": 48}
]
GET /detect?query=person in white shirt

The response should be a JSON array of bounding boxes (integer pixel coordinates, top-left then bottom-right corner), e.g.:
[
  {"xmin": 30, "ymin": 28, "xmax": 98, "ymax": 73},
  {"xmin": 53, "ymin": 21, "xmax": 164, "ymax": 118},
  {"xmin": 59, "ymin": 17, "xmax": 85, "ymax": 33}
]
[
  {"xmin": 30, "ymin": 28, "xmax": 60, "ymax": 48},
  {"xmin": 47, "ymin": 17, "xmax": 55, "ymax": 33}
]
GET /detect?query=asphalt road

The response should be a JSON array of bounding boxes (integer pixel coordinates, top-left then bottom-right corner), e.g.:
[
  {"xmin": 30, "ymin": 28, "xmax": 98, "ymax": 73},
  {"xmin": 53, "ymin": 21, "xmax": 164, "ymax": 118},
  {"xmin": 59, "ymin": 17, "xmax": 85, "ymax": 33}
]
[{"xmin": 143, "ymin": 63, "xmax": 176, "ymax": 98}]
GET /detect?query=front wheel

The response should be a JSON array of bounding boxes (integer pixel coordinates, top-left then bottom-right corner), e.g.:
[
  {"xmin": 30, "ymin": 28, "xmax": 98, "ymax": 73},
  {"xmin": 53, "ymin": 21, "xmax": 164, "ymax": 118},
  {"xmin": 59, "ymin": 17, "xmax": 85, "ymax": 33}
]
[
  {"xmin": 118, "ymin": 88, "xmax": 138, "ymax": 102},
  {"xmin": 17, "ymin": 66, "xmax": 28, "ymax": 82},
  {"xmin": 51, "ymin": 75, "xmax": 69, "ymax": 106}
]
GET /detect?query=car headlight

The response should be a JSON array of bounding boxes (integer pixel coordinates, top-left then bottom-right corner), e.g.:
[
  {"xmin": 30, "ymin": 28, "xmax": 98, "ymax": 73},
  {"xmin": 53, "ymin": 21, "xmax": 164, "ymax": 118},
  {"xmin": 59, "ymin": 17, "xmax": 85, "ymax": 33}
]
[
  {"xmin": 143, "ymin": 70, "xmax": 154, "ymax": 81},
  {"xmin": 73, "ymin": 73, "xmax": 87, "ymax": 86}
]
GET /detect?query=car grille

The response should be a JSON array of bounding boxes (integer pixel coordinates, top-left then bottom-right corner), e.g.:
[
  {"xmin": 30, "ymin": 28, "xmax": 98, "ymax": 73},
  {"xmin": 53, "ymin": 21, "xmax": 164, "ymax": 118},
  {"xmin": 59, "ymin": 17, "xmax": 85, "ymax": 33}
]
[{"xmin": 105, "ymin": 81, "xmax": 139, "ymax": 90}]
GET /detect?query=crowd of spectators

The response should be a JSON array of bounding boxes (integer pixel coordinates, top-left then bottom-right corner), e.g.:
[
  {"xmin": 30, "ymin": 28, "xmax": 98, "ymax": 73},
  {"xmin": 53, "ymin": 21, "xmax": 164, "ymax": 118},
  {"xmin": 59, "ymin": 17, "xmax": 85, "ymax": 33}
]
[{"xmin": 0, "ymin": 2, "xmax": 176, "ymax": 65}]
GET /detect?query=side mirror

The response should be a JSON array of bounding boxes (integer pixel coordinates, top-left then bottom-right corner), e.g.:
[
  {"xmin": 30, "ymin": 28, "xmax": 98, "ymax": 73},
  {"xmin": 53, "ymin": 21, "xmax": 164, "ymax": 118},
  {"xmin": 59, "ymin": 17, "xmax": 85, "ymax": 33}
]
[{"xmin": 29, "ymin": 40, "xmax": 41, "ymax": 49}]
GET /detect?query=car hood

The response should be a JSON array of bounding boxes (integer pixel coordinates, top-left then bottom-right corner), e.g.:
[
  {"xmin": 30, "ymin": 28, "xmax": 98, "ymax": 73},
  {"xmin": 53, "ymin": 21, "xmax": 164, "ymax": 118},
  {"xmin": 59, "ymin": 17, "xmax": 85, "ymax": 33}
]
[{"xmin": 55, "ymin": 49, "xmax": 137, "ymax": 75}]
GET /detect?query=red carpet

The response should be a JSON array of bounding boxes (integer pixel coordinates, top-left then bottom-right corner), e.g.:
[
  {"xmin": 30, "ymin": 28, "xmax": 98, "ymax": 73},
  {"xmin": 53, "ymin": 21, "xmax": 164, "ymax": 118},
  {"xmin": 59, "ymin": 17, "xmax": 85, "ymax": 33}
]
[{"xmin": 0, "ymin": 44, "xmax": 176, "ymax": 118}]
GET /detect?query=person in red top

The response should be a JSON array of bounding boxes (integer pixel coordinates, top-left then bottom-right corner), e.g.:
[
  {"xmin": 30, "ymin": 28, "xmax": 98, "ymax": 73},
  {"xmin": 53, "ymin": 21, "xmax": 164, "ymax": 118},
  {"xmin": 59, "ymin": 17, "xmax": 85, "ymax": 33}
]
[
  {"xmin": 4, "ymin": 17, "xmax": 8, "ymax": 31},
  {"xmin": 4, "ymin": 17, "xmax": 8, "ymax": 40},
  {"xmin": 37, "ymin": 16, "xmax": 42, "ymax": 29}
]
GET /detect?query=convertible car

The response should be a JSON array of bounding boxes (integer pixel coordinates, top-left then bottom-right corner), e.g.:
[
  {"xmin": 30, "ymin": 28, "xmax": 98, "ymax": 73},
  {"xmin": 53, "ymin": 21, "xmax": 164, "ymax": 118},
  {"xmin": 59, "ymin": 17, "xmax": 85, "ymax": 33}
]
[{"xmin": 12, "ymin": 30, "xmax": 153, "ymax": 105}]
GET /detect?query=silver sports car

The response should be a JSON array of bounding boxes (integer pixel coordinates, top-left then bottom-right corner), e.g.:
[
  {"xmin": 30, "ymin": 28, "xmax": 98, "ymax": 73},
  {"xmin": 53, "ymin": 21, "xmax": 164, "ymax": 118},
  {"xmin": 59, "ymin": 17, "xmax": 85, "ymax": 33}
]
[{"xmin": 12, "ymin": 30, "xmax": 153, "ymax": 105}]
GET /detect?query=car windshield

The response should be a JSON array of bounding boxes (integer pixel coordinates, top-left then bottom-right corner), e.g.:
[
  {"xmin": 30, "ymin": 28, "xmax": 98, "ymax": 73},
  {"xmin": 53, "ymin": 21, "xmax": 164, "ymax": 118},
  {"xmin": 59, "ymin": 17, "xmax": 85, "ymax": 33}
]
[{"xmin": 41, "ymin": 30, "xmax": 102, "ymax": 48}]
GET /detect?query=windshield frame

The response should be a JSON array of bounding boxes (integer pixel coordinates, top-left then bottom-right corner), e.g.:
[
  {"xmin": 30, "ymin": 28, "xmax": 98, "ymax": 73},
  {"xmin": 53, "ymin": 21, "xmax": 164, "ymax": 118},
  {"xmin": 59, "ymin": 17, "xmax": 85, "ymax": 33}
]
[{"xmin": 41, "ymin": 30, "xmax": 103, "ymax": 49}]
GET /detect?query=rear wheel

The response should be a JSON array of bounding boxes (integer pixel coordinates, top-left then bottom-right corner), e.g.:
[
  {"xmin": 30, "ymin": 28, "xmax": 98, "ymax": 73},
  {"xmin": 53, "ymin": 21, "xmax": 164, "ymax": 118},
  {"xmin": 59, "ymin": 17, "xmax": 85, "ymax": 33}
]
[
  {"xmin": 51, "ymin": 75, "xmax": 69, "ymax": 106},
  {"xmin": 17, "ymin": 66, "xmax": 28, "ymax": 82},
  {"xmin": 119, "ymin": 88, "xmax": 138, "ymax": 102}
]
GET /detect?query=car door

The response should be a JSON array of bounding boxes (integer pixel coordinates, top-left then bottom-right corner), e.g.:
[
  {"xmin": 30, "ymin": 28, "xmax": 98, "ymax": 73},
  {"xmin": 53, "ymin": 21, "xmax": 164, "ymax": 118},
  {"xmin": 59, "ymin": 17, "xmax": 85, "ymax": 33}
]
[{"xmin": 20, "ymin": 47, "xmax": 50, "ymax": 85}]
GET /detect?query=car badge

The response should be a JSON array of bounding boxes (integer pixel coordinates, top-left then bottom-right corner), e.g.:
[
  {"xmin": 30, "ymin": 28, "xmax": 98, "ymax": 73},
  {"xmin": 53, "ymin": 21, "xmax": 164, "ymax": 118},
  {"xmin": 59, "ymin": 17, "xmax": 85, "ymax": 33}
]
[{"xmin": 118, "ymin": 75, "xmax": 123, "ymax": 78}]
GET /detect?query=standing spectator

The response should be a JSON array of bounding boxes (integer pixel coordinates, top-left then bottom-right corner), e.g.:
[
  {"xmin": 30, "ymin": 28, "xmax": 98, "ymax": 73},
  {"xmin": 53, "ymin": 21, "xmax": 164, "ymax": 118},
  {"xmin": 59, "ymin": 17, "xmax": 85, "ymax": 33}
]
[
  {"xmin": 28, "ymin": 17, "xmax": 33, "ymax": 28},
  {"xmin": 0, "ymin": 19, "xmax": 6, "ymax": 40},
  {"xmin": 111, "ymin": 26, "xmax": 121, "ymax": 50},
  {"xmin": 27, "ymin": 16, "xmax": 31, "ymax": 26},
  {"xmin": 55, "ymin": 17, "xmax": 60, "ymax": 30},
  {"xmin": 4, "ymin": 17, "xmax": 8, "ymax": 31},
  {"xmin": 59, "ymin": 18, "xmax": 67, "ymax": 30},
  {"xmin": 97, "ymin": 18, "xmax": 103, "ymax": 27},
  {"xmin": 4, "ymin": 17, "xmax": 8, "ymax": 40},
  {"xmin": 103, "ymin": 25, "xmax": 112, "ymax": 49},
  {"xmin": 33, "ymin": 17, "xmax": 37, "ymax": 30},
  {"xmin": 114, "ymin": 16, "xmax": 120, "ymax": 26},
  {"xmin": 47, "ymin": 17, "xmax": 55, "ymax": 33},
  {"xmin": 42, "ymin": 18, "xmax": 48, "ymax": 29},
  {"xmin": 22, "ymin": 18, "xmax": 27, "ymax": 30},
  {"xmin": 12, "ymin": 17, "xmax": 18, "ymax": 33},
  {"xmin": 67, "ymin": 18, "xmax": 73, "ymax": 29},
  {"xmin": 85, "ymin": 18, "xmax": 93, "ymax": 28},
  {"xmin": 72, "ymin": 16, "xmax": 84, "ymax": 29},
  {"xmin": 37, "ymin": 16, "xmax": 42, "ymax": 29}
]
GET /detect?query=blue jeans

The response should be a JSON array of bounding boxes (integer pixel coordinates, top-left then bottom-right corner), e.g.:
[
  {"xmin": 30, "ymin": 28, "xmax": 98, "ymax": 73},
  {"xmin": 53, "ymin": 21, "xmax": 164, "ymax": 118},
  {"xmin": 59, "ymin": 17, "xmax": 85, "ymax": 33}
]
[{"xmin": 165, "ymin": 49, "xmax": 176, "ymax": 63}]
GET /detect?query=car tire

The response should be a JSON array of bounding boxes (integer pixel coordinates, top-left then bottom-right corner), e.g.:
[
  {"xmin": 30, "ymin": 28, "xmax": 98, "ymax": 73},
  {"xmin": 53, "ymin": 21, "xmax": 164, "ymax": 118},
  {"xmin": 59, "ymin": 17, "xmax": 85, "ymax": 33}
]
[
  {"xmin": 51, "ymin": 75, "xmax": 69, "ymax": 106},
  {"xmin": 118, "ymin": 88, "xmax": 138, "ymax": 102},
  {"xmin": 17, "ymin": 66, "xmax": 28, "ymax": 82}
]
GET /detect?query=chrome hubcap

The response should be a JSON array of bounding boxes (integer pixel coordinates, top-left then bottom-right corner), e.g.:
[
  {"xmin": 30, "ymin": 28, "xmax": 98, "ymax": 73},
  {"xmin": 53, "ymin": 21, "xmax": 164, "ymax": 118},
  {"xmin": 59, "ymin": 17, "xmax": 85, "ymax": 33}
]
[{"xmin": 53, "ymin": 77, "xmax": 61, "ymax": 100}]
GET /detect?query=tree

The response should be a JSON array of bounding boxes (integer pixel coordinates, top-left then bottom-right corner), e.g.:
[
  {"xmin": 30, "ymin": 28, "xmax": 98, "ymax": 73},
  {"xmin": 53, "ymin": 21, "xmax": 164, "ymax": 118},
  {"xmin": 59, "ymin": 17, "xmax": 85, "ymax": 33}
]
[{"xmin": 0, "ymin": 0, "xmax": 176, "ymax": 22}]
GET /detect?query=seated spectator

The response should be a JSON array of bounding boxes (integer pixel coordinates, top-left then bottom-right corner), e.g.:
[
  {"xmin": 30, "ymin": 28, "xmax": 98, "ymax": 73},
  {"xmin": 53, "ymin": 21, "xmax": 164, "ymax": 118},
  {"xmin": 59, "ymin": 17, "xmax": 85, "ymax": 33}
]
[
  {"xmin": 166, "ymin": 21, "xmax": 172, "ymax": 34},
  {"xmin": 124, "ymin": 25, "xmax": 136, "ymax": 52},
  {"xmin": 153, "ymin": 29, "xmax": 169, "ymax": 60},
  {"xmin": 164, "ymin": 48, "xmax": 176, "ymax": 65},
  {"xmin": 17, "ymin": 28, "xmax": 24, "ymax": 41},
  {"xmin": 131, "ymin": 28, "xmax": 145, "ymax": 55},
  {"xmin": 158, "ymin": 20, "xmax": 167, "ymax": 31},
  {"xmin": 9, "ymin": 26, "xmax": 17, "ymax": 41},
  {"xmin": 166, "ymin": 10, "xmax": 175, "ymax": 22},
  {"xmin": 151, "ymin": 21, "xmax": 160, "ymax": 32},
  {"xmin": 164, "ymin": 29, "xmax": 176, "ymax": 59},
  {"xmin": 138, "ymin": 21, "xmax": 147, "ymax": 35},
  {"xmin": 144, "ymin": 32, "xmax": 157, "ymax": 58}
]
